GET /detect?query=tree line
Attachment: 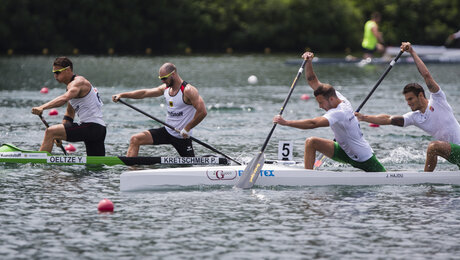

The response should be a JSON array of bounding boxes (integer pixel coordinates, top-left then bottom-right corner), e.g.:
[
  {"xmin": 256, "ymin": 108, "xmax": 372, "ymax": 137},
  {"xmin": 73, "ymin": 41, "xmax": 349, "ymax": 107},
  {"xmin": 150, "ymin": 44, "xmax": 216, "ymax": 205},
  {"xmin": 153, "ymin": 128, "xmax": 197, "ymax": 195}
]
[{"xmin": 1, "ymin": 0, "xmax": 458, "ymax": 55}]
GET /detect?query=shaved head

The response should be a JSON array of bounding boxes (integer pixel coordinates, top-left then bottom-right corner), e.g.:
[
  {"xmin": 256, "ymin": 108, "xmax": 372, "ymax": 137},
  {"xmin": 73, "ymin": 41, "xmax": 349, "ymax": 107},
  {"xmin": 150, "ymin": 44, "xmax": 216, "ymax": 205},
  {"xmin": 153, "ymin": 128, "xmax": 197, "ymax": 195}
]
[{"xmin": 159, "ymin": 63, "xmax": 176, "ymax": 74}]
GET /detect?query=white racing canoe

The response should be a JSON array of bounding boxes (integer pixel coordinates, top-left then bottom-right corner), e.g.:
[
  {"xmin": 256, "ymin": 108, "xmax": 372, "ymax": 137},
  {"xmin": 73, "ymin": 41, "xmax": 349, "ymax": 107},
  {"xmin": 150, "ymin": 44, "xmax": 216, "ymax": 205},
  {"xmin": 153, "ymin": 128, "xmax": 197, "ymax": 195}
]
[{"xmin": 120, "ymin": 164, "xmax": 460, "ymax": 191}]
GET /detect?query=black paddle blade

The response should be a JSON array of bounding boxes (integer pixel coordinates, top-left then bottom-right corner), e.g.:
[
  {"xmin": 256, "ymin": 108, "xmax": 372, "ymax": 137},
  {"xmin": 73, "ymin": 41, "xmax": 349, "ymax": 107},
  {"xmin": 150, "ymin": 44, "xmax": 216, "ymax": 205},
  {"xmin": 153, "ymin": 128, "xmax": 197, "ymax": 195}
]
[{"xmin": 235, "ymin": 152, "xmax": 265, "ymax": 189}]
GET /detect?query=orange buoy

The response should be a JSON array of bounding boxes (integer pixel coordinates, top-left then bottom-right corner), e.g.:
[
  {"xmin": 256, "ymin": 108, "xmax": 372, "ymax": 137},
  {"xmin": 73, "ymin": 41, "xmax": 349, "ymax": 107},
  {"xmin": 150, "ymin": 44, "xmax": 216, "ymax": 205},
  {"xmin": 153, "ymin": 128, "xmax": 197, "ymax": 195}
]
[
  {"xmin": 98, "ymin": 199, "xmax": 114, "ymax": 212},
  {"xmin": 48, "ymin": 109, "xmax": 58, "ymax": 116},
  {"xmin": 40, "ymin": 87, "xmax": 49, "ymax": 94}
]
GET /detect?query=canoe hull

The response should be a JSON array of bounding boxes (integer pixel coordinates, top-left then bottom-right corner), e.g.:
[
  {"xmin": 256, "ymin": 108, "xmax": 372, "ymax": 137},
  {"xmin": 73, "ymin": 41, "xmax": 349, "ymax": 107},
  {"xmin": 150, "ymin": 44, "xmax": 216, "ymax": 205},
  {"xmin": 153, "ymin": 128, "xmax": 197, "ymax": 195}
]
[{"xmin": 120, "ymin": 165, "xmax": 460, "ymax": 191}]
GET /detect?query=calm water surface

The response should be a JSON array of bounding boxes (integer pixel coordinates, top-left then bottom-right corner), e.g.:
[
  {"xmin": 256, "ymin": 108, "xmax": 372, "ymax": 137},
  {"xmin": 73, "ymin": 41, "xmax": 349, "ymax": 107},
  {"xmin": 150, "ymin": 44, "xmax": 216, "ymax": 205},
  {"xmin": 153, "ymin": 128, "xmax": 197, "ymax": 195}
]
[{"xmin": 0, "ymin": 55, "xmax": 459, "ymax": 259}]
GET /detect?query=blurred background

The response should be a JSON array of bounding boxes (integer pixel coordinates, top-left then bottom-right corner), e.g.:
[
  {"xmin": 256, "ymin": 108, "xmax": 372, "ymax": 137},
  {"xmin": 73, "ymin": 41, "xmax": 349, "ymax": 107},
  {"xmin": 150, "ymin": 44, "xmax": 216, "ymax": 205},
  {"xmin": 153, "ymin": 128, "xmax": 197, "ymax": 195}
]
[{"xmin": 1, "ymin": 0, "xmax": 459, "ymax": 56}]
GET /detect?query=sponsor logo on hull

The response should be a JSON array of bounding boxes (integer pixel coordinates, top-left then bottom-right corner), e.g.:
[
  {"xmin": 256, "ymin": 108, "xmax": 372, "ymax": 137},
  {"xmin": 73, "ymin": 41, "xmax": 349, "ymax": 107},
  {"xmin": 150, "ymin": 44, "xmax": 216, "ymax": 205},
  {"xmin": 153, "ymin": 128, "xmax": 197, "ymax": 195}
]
[
  {"xmin": 0, "ymin": 152, "xmax": 22, "ymax": 158},
  {"xmin": 207, "ymin": 169, "xmax": 237, "ymax": 180},
  {"xmin": 238, "ymin": 170, "xmax": 275, "ymax": 177},
  {"xmin": 0, "ymin": 152, "xmax": 48, "ymax": 159},
  {"xmin": 206, "ymin": 169, "xmax": 276, "ymax": 181}
]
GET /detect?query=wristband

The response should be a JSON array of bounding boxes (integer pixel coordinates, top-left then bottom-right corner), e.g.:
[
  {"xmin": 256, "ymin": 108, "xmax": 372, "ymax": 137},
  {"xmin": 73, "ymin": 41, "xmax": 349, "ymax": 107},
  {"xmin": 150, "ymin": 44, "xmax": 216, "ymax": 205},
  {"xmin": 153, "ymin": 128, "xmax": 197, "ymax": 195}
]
[{"xmin": 63, "ymin": 115, "xmax": 74, "ymax": 123}]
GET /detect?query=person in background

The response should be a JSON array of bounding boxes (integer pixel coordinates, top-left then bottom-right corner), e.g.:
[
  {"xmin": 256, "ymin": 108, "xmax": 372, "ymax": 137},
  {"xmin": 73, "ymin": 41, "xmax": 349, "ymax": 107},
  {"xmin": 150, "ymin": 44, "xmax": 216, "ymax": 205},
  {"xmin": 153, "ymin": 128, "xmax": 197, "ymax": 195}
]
[
  {"xmin": 112, "ymin": 63, "xmax": 207, "ymax": 157},
  {"xmin": 31, "ymin": 57, "xmax": 106, "ymax": 155},
  {"xmin": 362, "ymin": 12, "xmax": 385, "ymax": 60},
  {"xmin": 273, "ymin": 51, "xmax": 386, "ymax": 172},
  {"xmin": 445, "ymin": 30, "xmax": 460, "ymax": 48},
  {"xmin": 355, "ymin": 42, "xmax": 460, "ymax": 171}
]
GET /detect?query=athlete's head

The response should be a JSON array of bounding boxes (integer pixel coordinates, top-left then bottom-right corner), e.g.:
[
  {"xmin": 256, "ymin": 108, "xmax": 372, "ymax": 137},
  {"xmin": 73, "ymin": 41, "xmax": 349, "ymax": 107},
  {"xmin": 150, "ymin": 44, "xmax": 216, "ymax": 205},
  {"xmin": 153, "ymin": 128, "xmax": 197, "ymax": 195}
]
[
  {"xmin": 314, "ymin": 84, "xmax": 339, "ymax": 111},
  {"xmin": 159, "ymin": 63, "xmax": 177, "ymax": 87},
  {"xmin": 53, "ymin": 57, "xmax": 73, "ymax": 71},
  {"xmin": 52, "ymin": 57, "xmax": 73, "ymax": 83},
  {"xmin": 403, "ymin": 83, "xmax": 426, "ymax": 98},
  {"xmin": 403, "ymin": 83, "xmax": 427, "ymax": 111}
]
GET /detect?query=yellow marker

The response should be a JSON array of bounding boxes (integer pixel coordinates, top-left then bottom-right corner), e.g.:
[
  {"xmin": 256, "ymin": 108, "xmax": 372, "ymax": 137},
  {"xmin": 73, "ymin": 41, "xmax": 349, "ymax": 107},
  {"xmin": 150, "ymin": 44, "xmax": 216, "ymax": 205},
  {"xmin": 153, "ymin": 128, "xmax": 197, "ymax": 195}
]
[{"xmin": 249, "ymin": 163, "xmax": 260, "ymax": 183}]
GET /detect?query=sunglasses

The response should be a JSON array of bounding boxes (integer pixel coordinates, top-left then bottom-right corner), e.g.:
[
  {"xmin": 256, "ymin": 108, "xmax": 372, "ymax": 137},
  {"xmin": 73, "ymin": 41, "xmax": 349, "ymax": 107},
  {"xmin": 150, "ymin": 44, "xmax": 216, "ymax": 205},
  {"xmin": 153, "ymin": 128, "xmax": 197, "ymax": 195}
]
[
  {"xmin": 52, "ymin": 66, "xmax": 70, "ymax": 75},
  {"xmin": 158, "ymin": 70, "xmax": 175, "ymax": 81}
]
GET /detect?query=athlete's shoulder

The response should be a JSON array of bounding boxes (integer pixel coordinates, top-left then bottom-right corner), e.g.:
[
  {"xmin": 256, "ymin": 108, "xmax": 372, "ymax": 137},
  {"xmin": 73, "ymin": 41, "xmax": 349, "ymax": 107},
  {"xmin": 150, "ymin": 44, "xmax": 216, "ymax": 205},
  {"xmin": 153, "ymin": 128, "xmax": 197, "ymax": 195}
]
[
  {"xmin": 68, "ymin": 76, "xmax": 92, "ymax": 98},
  {"xmin": 183, "ymin": 82, "xmax": 199, "ymax": 94},
  {"xmin": 71, "ymin": 75, "xmax": 91, "ymax": 88}
]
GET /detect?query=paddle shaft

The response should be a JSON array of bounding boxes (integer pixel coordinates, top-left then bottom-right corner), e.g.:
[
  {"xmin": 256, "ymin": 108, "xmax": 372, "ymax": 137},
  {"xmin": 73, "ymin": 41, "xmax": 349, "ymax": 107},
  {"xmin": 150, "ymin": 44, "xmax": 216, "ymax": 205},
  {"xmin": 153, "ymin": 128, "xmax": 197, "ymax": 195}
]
[
  {"xmin": 355, "ymin": 51, "xmax": 404, "ymax": 112},
  {"xmin": 118, "ymin": 99, "xmax": 241, "ymax": 165},
  {"xmin": 235, "ymin": 60, "xmax": 307, "ymax": 189},
  {"xmin": 260, "ymin": 59, "xmax": 307, "ymax": 153},
  {"xmin": 38, "ymin": 115, "xmax": 67, "ymax": 155},
  {"xmin": 314, "ymin": 51, "xmax": 404, "ymax": 169}
]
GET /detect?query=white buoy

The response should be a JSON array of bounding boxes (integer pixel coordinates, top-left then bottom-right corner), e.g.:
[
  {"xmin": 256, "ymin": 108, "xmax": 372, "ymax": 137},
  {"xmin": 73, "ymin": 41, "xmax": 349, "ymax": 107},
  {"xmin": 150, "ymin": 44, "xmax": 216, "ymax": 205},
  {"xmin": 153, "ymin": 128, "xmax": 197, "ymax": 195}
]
[{"xmin": 248, "ymin": 75, "xmax": 258, "ymax": 84}]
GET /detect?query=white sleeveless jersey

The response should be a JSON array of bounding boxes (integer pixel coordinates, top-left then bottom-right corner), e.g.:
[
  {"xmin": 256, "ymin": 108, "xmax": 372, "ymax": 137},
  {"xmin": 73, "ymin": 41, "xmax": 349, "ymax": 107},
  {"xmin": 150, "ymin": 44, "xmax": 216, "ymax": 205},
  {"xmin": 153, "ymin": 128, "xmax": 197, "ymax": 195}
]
[
  {"xmin": 403, "ymin": 89, "xmax": 460, "ymax": 144},
  {"xmin": 164, "ymin": 82, "xmax": 196, "ymax": 138},
  {"xmin": 69, "ymin": 85, "xmax": 105, "ymax": 126},
  {"xmin": 323, "ymin": 91, "xmax": 373, "ymax": 162}
]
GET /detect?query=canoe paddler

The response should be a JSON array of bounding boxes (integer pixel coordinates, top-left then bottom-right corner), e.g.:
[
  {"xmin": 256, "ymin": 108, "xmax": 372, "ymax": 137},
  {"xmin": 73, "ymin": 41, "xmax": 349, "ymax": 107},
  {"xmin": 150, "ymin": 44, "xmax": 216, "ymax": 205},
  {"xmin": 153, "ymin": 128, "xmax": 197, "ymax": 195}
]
[
  {"xmin": 355, "ymin": 42, "xmax": 460, "ymax": 172},
  {"xmin": 112, "ymin": 62, "xmax": 207, "ymax": 157},
  {"xmin": 31, "ymin": 57, "xmax": 106, "ymax": 155},
  {"xmin": 273, "ymin": 51, "xmax": 386, "ymax": 172}
]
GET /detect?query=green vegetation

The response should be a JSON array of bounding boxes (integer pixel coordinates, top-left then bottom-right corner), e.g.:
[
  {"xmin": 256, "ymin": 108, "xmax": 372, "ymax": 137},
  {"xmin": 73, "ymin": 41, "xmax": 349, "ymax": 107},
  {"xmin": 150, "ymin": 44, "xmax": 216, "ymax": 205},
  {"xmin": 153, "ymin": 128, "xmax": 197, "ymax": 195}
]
[{"xmin": 0, "ymin": 0, "xmax": 458, "ymax": 55}]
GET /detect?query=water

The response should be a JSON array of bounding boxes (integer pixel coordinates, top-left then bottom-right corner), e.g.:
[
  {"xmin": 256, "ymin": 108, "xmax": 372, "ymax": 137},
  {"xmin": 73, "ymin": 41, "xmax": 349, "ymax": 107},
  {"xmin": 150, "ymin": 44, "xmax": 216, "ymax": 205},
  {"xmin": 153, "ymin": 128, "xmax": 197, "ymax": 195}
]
[{"xmin": 0, "ymin": 55, "xmax": 459, "ymax": 259}]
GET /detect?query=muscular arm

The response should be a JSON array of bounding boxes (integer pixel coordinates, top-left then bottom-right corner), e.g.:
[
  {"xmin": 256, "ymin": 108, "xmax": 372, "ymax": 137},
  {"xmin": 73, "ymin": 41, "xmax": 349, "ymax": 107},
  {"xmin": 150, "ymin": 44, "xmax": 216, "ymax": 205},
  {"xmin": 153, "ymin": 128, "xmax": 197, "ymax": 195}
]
[
  {"xmin": 402, "ymin": 42, "xmax": 440, "ymax": 93},
  {"xmin": 183, "ymin": 85, "xmax": 207, "ymax": 132},
  {"xmin": 112, "ymin": 85, "xmax": 166, "ymax": 101},
  {"xmin": 32, "ymin": 83, "xmax": 80, "ymax": 115},
  {"xmin": 390, "ymin": 116, "xmax": 405, "ymax": 127},
  {"xmin": 305, "ymin": 61, "xmax": 322, "ymax": 91},
  {"xmin": 354, "ymin": 112, "xmax": 404, "ymax": 127},
  {"xmin": 62, "ymin": 103, "xmax": 75, "ymax": 124},
  {"xmin": 274, "ymin": 115, "xmax": 329, "ymax": 130},
  {"xmin": 302, "ymin": 52, "xmax": 322, "ymax": 91}
]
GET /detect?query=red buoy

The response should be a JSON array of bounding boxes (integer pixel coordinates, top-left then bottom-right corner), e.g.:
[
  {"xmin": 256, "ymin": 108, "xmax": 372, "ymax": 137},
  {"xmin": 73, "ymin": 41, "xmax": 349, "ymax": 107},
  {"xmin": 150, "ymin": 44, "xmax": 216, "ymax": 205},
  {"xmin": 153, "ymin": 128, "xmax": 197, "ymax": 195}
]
[
  {"xmin": 65, "ymin": 143, "xmax": 76, "ymax": 153},
  {"xmin": 98, "ymin": 199, "xmax": 114, "ymax": 212},
  {"xmin": 369, "ymin": 123, "xmax": 380, "ymax": 127},
  {"xmin": 40, "ymin": 87, "xmax": 49, "ymax": 94},
  {"xmin": 300, "ymin": 94, "xmax": 310, "ymax": 101},
  {"xmin": 48, "ymin": 109, "xmax": 58, "ymax": 116}
]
